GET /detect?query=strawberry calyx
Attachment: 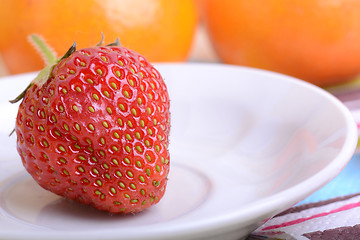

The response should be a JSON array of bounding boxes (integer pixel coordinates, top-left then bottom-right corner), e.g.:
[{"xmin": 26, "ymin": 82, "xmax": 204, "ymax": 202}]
[
  {"xmin": 9, "ymin": 34, "xmax": 120, "ymax": 104},
  {"xmin": 10, "ymin": 35, "xmax": 77, "ymax": 103},
  {"xmin": 96, "ymin": 32, "xmax": 121, "ymax": 47},
  {"xmin": 9, "ymin": 82, "xmax": 35, "ymax": 104},
  {"xmin": 107, "ymin": 38, "xmax": 121, "ymax": 47}
]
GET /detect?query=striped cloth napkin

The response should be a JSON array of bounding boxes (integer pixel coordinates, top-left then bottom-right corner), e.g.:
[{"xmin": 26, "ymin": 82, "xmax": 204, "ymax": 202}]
[
  {"xmin": 250, "ymin": 155, "xmax": 360, "ymax": 240},
  {"xmin": 248, "ymin": 79, "xmax": 360, "ymax": 240}
]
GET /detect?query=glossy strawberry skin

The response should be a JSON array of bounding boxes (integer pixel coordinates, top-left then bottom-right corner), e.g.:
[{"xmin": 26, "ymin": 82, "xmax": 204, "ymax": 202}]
[{"xmin": 15, "ymin": 45, "xmax": 170, "ymax": 213}]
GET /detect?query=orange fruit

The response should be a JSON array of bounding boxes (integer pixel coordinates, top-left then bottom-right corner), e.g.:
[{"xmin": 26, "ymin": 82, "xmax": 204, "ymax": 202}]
[
  {"xmin": 0, "ymin": 0, "xmax": 198, "ymax": 74},
  {"xmin": 202, "ymin": 0, "xmax": 360, "ymax": 87}
]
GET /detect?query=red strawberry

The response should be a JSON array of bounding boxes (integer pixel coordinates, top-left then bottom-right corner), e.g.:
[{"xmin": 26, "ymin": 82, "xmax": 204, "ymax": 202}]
[{"xmin": 11, "ymin": 35, "xmax": 170, "ymax": 213}]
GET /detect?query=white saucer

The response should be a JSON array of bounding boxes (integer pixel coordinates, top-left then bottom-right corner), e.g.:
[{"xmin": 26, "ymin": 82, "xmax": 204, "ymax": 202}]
[{"xmin": 0, "ymin": 63, "xmax": 357, "ymax": 240}]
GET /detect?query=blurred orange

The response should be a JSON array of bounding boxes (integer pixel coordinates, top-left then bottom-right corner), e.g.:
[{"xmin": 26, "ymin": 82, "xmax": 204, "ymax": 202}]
[
  {"xmin": 202, "ymin": 0, "xmax": 360, "ymax": 87},
  {"xmin": 0, "ymin": 0, "xmax": 198, "ymax": 74}
]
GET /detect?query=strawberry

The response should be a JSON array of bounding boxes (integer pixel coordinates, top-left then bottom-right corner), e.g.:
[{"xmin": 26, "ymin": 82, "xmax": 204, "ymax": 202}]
[{"xmin": 11, "ymin": 35, "xmax": 170, "ymax": 214}]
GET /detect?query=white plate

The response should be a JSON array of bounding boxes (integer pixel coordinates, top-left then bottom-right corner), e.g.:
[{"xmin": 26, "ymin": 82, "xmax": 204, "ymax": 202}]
[{"xmin": 0, "ymin": 63, "xmax": 357, "ymax": 240}]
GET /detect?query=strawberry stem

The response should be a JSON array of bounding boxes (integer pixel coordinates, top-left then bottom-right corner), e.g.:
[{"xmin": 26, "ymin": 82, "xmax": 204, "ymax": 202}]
[
  {"xmin": 28, "ymin": 34, "xmax": 58, "ymax": 65},
  {"xmin": 9, "ymin": 37, "xmax": 77, "ymax": 104}
]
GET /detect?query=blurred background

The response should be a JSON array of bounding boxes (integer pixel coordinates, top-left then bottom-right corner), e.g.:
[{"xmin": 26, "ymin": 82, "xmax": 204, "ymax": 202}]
[{"xmin": 2, "ymin": 0, "xmax": 360, "ymax": 89}]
